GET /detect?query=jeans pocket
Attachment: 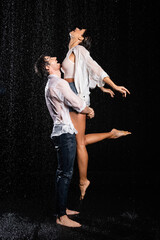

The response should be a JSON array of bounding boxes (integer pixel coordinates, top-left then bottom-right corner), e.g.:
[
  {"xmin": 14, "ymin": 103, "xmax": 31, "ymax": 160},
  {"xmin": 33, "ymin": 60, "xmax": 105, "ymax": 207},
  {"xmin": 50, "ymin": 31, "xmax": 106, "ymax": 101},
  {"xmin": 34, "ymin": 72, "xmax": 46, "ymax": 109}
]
[{"xmin": 52, "ymin": 136, "xmax": 60, "ymax": 152}]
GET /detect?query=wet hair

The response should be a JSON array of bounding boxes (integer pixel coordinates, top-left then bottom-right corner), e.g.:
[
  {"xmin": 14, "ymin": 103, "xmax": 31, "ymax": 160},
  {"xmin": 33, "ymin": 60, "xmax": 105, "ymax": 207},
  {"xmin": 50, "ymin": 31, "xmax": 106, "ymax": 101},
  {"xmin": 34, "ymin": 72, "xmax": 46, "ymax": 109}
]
[
  {"xmin": 79, "ymin": 29, "xmax": 92, "ymax": 51},
  {"xmin": 34, "ymin": 54, "xmax": 49, "ymax": 78}
]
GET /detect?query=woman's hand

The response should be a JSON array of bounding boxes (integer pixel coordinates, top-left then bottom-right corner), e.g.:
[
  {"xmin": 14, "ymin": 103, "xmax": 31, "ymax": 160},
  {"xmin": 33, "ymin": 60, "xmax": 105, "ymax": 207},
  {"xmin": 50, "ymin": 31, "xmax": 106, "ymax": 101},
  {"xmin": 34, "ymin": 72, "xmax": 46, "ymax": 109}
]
[
  {"xmin": 100, "ymin": 87, "xmax": 115, "ymax": 98},
  {"xmin": 114, "ymin": 86, "xmax": 130, "ymax": 97},
  {"xmin": 103, "ymin": 77, "xmax": 130, "ymax": 98}
]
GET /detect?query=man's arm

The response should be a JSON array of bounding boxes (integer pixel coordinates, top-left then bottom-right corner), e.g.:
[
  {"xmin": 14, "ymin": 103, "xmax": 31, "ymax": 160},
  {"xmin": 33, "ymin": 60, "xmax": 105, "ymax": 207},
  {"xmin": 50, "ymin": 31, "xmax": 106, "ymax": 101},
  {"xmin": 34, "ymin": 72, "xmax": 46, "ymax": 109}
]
[
  {"xmin": 81, "ymin": 106, "xmax": 94, "ymax": 119},
  {"xmin": 57, "ymin": 80, "xmax": 94, "ymax": 118}
]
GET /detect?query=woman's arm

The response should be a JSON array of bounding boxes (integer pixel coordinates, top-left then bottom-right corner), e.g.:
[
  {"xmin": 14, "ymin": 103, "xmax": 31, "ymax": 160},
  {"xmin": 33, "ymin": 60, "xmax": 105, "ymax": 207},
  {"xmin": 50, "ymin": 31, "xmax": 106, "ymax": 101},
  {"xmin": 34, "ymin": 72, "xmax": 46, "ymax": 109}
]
[
  {"xmin": 103, "ymin": 76, "xmax": 130, "ymax": 98},
  {"xmin": 100, "ymin": 87, "xmax": 115, "ymax": 98},
  {"xmin": 75, "ymin": 45, "xmax": 130, "ymax": 97}
]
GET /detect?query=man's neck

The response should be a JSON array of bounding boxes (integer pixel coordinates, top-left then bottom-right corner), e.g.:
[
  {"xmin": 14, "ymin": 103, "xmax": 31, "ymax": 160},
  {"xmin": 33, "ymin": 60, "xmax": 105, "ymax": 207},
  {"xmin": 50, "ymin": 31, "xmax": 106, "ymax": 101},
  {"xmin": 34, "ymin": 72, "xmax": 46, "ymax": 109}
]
[{"xmin": 49, "ymin": 70, "xmax": 61, "ymax": 78}]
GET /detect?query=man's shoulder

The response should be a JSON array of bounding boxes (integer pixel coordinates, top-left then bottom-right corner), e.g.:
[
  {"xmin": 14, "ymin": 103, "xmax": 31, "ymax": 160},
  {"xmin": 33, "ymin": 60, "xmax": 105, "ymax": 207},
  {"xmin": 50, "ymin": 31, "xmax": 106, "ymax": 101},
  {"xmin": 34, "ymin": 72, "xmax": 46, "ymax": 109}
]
[
  {"xmin": 48, "ymin": 77, "xmax": 69, "ymax": 94},
  {"xmin": 47, "ymin": 75, "xmax": 67, "ymax": 87},
  {"xmin": 56, "ymin": 77, "xmax": 69, "ymax": 88}
]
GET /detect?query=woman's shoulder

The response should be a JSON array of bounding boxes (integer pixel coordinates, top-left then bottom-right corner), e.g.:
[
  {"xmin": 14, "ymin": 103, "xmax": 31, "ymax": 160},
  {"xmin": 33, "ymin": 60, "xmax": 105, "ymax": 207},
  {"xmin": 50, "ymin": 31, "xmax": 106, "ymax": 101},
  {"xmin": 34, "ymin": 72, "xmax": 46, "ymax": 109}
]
[
  {"xmin": 75, "ymin": 45, "xmax": 85, "ymax": 50},
  {"xmin": 74, "ymin": 45, "xmax": 89, "ymax": 54}
]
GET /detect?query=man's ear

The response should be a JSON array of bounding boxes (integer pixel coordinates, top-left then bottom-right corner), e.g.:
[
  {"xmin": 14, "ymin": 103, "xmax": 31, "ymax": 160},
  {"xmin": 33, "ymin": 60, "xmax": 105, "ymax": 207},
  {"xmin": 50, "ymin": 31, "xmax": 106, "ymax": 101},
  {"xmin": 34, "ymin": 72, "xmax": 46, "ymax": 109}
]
[{"xmin": 45, "ymin": 65, "xmax": 50, "ymax": 70}]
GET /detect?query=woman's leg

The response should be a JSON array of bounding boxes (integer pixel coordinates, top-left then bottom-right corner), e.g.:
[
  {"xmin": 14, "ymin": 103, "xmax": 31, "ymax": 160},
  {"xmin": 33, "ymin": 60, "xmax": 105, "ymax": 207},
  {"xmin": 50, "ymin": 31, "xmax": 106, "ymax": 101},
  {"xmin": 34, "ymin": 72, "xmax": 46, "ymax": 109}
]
[
  {"xmin": 70, "ymin": 112, "xmax": 88, "ymax": 182},
  {"xmin": 70, "ymin": 112, "xmax": 90, "ymax": 200},
  {"xmin": 85, "ymin": 128, "xmax": 131, "ymax": 145},
  {"xmin": 67, "ymin": 80, "xmax": 131, "ymax": 200},
  {"xmin": 70, "ymin": 112, "xmax": 131, "ymax": 199}
]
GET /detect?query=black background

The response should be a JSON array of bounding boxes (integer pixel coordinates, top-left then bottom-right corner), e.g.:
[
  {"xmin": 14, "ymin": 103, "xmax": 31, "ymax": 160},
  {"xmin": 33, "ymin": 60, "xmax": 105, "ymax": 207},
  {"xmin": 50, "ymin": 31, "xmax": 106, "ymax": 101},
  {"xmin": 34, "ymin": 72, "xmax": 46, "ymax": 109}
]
[{"xmin": 0, "ymin": 0, "xmax": 159, "ymax": 207}]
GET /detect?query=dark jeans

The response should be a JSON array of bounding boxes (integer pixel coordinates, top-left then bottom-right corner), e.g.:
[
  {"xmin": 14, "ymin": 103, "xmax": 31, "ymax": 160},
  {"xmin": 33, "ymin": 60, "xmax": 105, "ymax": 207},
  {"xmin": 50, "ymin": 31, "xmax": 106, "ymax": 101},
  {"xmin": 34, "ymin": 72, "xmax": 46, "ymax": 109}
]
[{"xmin": 52, "ymin": 133, "xmax": 76, "ymax": 217}]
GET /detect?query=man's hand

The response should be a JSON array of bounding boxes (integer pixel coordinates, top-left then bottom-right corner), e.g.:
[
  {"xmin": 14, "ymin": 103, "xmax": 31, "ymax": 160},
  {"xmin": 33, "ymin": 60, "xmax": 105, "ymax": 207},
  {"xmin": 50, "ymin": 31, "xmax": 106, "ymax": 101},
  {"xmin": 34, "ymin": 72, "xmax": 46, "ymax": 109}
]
[{"xmin": 87, "ymin": 107, "xmax": 95, "ymax": 119}]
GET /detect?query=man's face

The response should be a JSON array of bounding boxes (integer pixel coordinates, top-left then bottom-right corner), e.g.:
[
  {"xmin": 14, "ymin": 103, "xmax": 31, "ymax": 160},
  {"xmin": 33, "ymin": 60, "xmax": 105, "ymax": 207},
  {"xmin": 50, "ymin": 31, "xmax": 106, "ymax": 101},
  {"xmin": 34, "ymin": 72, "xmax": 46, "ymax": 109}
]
[{"xmin": 44, "ymin": 56, "xmax": 60, "ymax": 71}]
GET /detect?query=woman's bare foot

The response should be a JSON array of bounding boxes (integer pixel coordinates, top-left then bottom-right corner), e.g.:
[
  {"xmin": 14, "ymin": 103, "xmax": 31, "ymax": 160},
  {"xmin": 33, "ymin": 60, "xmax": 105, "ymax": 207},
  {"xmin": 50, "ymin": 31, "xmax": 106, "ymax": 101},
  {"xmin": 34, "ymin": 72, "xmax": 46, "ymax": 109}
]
[
  {"xmin": 110, "ymin": 128, "xmax": 131, "ymax": 139},
  {"xmin": 66, "ymin": 208, "xmax": 80, "ymax": 215},
  {"xmin": 56, "ymin": 215, "xmax": 81, "ymax": 227},
  {"xmin": 79, "ymin": 179, "xmax": 90, "ymax": 200}
]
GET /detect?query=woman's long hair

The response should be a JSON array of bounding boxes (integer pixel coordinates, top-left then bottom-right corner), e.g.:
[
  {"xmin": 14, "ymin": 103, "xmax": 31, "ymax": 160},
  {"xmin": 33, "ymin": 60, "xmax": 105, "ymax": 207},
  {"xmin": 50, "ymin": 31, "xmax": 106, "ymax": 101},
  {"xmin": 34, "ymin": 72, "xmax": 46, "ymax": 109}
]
[{"xmin": 79, "ymin": 29, "xmax": 92, "ymax": 51}]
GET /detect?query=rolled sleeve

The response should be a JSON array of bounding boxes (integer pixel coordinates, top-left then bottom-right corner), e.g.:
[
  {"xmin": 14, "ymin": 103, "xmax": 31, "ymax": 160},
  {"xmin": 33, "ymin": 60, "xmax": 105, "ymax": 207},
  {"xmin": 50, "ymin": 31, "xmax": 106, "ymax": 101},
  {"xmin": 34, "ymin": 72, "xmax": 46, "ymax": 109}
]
[
  {"xmin": 87, "ymin": 55, "xmax": 109, "ymax": 88},
  {"xmin": 98, "ymin": 71, "xmax": 109, "ymax": 87},
  {"xmin": 77, "ymin": 46, "xmax": 109, "ymax": 88},
  {"xmin": 76, "ymin": 100, "xmax": 86, "ymax": 113}
]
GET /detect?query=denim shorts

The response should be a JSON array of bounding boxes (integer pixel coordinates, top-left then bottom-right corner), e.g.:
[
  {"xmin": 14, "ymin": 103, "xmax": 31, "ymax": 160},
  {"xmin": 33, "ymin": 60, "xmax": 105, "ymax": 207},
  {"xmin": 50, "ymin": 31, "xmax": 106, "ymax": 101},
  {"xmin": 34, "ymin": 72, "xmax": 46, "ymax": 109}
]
[{"xmin": 69, "ymin": 82, "xmax": 78, "ymax": 112}]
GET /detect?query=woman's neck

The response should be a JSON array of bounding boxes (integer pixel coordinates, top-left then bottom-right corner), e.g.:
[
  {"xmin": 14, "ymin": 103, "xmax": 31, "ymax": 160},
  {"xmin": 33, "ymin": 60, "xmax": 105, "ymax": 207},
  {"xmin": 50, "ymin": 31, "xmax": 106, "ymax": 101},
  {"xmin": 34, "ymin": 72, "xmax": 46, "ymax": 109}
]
[{"xmin": 68, "ymin": 38, "xmax": 80, "ymax": 49}]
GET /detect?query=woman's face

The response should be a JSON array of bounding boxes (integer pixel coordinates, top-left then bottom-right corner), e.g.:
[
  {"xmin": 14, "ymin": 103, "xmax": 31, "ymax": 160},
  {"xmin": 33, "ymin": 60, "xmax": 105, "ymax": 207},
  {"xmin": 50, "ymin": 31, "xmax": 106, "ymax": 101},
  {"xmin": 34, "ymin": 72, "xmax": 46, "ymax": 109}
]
[{"xmin": 69, "ymin": 27, "xmax": 86, "ymax": 39}]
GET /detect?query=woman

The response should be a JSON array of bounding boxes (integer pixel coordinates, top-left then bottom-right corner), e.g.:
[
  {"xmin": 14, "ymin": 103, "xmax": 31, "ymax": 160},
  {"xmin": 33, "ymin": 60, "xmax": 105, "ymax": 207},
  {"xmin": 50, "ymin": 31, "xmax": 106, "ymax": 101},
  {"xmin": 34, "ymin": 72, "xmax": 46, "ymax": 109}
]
[{"xmin": 61, "ymin": 27, "xmax": 131, "ymax": 200}]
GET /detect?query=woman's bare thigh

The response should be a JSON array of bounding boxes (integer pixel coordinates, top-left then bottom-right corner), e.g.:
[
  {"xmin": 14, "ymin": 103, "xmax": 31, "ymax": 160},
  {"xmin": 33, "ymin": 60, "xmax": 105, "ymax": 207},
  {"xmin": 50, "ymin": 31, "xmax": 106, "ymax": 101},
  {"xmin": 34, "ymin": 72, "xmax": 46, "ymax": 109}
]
[{"xmin": 70, "ymin": 112, "xmax": 86, "ymax": 145}]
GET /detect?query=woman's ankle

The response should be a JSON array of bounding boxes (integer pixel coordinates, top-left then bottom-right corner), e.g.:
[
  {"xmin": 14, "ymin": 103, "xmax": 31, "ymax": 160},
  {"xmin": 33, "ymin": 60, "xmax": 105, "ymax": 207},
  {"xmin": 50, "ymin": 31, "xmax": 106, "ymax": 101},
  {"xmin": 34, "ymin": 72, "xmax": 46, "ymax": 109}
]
[{"xmin": 80, "ymin": 178, "xmax": 89, "ymax": 185}]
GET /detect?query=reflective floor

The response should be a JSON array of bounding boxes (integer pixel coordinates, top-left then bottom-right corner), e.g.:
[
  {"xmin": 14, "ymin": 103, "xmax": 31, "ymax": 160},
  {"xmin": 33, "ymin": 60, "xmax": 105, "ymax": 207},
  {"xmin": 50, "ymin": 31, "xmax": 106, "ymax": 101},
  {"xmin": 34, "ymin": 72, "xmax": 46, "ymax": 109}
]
[{"xmin": 0, "ymin": 172, "xmax": 160, "ymax": 240}]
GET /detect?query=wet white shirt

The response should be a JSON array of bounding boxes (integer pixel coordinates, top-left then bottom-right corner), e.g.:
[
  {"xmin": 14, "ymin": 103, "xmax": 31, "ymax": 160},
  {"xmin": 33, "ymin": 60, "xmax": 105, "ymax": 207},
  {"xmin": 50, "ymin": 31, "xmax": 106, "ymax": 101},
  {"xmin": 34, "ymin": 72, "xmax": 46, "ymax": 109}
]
[
  {"xmin": 61, "ymin": 45, "xmax": 109, "ymax": 106},
  {"xmin": 45, "ymin": 74, "xmax": 86, "ymax": 137}
]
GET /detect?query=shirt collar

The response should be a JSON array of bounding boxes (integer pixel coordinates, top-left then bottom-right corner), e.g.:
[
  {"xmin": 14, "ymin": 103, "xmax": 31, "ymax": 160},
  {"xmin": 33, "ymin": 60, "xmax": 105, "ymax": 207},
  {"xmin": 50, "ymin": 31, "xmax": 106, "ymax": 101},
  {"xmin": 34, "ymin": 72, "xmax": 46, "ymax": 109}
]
[{"xmin": 48, "ymin": 74, "xmax": 59, "ymax": 78}]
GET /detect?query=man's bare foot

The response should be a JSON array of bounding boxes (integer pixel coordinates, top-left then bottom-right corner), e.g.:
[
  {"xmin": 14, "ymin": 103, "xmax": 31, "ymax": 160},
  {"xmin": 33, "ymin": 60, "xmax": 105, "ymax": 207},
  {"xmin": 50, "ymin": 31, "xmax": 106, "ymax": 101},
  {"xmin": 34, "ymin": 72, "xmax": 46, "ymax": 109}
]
[
  {"xmin": 66, "ymin": 208, "xmax": 80, "ymax": 215},
  {"xmin": 56, "ymin": 215, "xmax": 81, "ymax": 227},
  {"xmin": 79, "ymin": 179, "xmax": 90, "ymax": 200},
  {"xmin": 110, "ymin": 128, "xmax": 131, "ymax": 139}
]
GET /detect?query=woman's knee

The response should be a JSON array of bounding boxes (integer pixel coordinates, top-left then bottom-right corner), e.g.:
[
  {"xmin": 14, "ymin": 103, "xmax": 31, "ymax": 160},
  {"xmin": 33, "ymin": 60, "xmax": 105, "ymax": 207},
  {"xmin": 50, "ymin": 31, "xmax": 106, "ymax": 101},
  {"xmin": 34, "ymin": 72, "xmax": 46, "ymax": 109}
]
[{"xmin": 76, "ymin": 135, "xmax": 87, "ymax": 147}]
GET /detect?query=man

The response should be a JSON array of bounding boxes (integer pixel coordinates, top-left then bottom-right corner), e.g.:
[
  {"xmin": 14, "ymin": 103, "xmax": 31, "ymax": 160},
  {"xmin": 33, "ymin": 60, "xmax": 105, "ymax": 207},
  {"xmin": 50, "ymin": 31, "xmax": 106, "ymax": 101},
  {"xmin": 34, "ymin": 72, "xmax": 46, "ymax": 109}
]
[{"xmin": 35, "ymin": 55, "xmax": 94, "ymax": 227}]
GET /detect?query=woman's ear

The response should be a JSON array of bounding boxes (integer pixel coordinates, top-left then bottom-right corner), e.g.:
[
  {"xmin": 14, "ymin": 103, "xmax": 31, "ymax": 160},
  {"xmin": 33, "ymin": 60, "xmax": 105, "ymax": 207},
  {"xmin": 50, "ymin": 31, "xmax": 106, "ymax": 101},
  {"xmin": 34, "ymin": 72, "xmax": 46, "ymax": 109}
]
[{"xmin": 78, "ymin": 36, "xmax": 84, "ymax": 42}]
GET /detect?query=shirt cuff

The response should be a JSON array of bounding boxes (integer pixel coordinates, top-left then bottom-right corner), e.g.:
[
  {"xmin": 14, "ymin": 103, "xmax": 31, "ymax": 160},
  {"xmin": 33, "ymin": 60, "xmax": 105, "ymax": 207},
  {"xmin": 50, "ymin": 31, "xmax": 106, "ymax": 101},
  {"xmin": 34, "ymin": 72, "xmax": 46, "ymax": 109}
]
[
  {"xmin": 77, "ymin": 101, "xmax": 86, "ymax": 113},
  {"xmin": 97, "ymin": 71, "xmax": 109, "ymax": 87}
]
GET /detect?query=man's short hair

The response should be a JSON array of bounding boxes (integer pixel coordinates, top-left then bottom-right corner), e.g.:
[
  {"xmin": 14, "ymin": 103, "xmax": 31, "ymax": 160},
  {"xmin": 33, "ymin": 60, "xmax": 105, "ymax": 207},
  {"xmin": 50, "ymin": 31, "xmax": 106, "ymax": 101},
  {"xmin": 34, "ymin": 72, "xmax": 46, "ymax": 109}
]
[{"xmin": 34, "ymin": 55, "xmax": 49, "ymax": 78}]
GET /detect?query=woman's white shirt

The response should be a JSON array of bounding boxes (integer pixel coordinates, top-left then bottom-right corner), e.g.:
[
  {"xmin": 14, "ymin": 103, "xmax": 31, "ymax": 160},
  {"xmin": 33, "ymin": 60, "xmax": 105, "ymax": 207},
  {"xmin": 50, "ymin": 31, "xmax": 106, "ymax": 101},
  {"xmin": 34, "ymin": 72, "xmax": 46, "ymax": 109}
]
[{"xmin": 61, "ymin": 45, "xmax": 109, "ymax": 106}]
